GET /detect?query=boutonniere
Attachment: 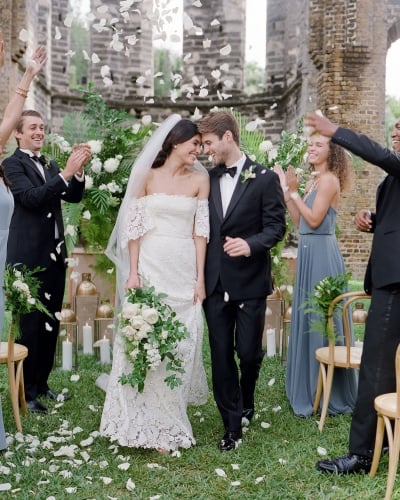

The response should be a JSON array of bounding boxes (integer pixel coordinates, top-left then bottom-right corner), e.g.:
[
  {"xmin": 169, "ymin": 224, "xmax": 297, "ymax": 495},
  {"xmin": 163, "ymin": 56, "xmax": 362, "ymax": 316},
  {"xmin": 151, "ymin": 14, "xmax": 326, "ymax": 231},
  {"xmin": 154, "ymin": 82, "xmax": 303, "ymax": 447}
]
[{"xmin": 241, "ymin": 165, "xmax": 256, "ymax": 183}]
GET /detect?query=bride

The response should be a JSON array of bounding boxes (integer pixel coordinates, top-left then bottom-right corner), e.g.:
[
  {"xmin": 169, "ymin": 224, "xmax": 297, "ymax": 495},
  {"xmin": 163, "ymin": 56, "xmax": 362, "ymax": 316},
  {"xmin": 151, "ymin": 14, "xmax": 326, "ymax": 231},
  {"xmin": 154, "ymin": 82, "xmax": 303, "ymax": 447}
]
[{"xmin": 100, "ymin": 114, "xmax": 210, "ymax": 452}]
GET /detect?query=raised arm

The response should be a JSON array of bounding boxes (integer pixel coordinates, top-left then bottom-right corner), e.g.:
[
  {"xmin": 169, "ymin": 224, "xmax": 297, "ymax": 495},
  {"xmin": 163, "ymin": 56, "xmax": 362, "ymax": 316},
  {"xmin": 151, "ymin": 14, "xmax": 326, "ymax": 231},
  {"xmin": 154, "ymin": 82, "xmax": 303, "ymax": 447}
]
[{"xmin": 0, "ymin": 41, "xmax": 47, "ymax": 151}]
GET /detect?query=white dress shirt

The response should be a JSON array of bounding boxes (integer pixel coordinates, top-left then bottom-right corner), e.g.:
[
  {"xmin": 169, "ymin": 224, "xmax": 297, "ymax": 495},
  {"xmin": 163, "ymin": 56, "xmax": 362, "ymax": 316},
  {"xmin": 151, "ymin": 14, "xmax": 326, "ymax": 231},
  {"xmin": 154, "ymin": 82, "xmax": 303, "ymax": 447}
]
[{"xmin": 220, "ymin": 153, "xmax": 246, "ymax": 216}]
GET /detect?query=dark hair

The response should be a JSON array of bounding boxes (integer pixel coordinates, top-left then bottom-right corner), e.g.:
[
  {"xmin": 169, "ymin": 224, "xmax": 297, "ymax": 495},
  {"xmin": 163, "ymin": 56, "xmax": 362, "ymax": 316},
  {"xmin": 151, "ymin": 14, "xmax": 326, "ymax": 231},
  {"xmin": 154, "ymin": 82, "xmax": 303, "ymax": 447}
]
[
  {"xmin": 152, "ymin": 119, "xmax": 199, "ymax": 168},
  {"xmin": 0, "ymin": 163, "xmax": 10, "ymax": 188},
  {"xmin": 198, "ymin": 110, "xmax": 240, "ymax": 145}
]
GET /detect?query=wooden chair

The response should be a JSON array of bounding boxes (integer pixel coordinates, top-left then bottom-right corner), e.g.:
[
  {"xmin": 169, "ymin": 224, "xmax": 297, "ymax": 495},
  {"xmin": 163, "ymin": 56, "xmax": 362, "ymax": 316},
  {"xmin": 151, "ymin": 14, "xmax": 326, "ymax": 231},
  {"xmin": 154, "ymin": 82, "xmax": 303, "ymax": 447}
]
[
  {"xmin": 313, "ymin": 291, "xmax": 370, "ymax": 432},
  {"xmin": 0, "ymin": 317, "xmax": 28, "ymax": 432},
  {"xmin": 370, "ymin": 344, "xmax": 400, "ymax": 500}
]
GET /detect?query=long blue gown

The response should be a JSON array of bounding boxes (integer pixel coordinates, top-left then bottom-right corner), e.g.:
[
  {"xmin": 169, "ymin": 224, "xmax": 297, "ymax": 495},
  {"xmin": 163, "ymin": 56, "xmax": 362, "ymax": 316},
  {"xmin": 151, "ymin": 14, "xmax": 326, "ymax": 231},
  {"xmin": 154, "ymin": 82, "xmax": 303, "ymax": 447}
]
[
  {"xmin": 0, "ymin": 181, "xmax": 14, "ymax": 449},
  {"xmin": 285, "ymin": 190, "xmax": 357, "ymax": 417}
]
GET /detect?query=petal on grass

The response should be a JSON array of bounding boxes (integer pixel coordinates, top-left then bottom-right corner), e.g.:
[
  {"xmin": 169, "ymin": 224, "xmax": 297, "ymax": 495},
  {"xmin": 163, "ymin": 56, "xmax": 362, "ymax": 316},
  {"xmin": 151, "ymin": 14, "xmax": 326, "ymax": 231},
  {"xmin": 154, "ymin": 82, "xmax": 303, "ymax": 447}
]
[
  {"xmin": 126, "ymin": 478, "xmax": 136, "ymax": 491},
  {"xmin": 255, "ymin": 476, "xmax": 265, "ymax": 484},
  {"xmin": 231, "ymin": 464, "xmax": 239, "ymax": 470},
  {"xmin": 268, "ymin": 378, "xmax": 275, "ymax": 386},
  {"xmin": 317, "ymin": 446, "xmax": 327, "ymax": 456},
  {"xmin": 261, "ymin": 422, "xmax": 271, "ymax": 429},
  {"xmin": 215, "ymin": 468, "xmax": 227, "ymax": 478},
  {"xmin": 0, "ymin": 484, "xmax": 12, "ymax": 491},
  {"xmin": 101, "ymin": 476, "xmax": 112, "ymax": 485},
  {"xmin": 118, "ymin": 463, "xmax": 130, "ymax": 471},
  {"xmin": 231, "ymin": 481, "xmax": 241, "ymax": 486},
  {"xmin": 70, "ymin": 374, "xmax": 80, "ymax": 382}
]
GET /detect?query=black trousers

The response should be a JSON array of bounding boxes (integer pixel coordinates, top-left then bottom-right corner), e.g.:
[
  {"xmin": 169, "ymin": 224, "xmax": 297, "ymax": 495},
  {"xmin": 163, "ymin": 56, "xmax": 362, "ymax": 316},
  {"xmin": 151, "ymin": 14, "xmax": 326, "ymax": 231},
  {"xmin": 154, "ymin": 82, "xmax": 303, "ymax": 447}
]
[
  {"xmin": 203, "ymin": 284, "xmax": 266, "ymax": 432},
  {"xmin": 349, "ymin": 286, "xmax": 400, "ymax": 456},
  {"xmin": 18, "ymin": 254, "xmax": 66, "ymax": 401}
]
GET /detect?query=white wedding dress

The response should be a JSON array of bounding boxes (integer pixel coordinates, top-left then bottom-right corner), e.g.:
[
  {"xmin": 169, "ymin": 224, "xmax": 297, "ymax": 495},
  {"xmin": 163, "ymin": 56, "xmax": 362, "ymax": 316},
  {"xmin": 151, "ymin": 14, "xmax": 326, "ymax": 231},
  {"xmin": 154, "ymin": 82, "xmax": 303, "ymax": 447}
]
[{"xmin": 100, "ymin": 194, "xmax": 209, "ymax": 451}]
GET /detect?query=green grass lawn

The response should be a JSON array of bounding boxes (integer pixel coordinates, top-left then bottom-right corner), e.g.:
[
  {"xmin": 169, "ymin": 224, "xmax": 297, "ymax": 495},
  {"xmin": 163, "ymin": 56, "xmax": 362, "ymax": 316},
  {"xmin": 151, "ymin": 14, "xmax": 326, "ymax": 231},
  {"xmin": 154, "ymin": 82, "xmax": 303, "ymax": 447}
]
[{"xmin": 0, "ymin": 332, "xmax": 396, "ymax": 499}]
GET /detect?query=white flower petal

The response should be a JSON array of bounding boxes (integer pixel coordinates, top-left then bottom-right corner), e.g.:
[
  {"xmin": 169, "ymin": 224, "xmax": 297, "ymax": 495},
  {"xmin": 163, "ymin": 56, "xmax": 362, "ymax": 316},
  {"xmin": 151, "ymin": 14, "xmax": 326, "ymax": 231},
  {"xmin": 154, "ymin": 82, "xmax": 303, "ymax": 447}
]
[
  {"xmin": 231, "ymin": 463, "xmax": 239, "ymax": 470},
  {"xmin": 255, "ymin": 476, "xmax": 265, "ymax": 484},
  {"xmin": 317, "ymin": 446, "xmax": 327, "ymax": 456},
  {"xmin": 126, "ymin": 478, "xmax": 136, "ymax": 491},
  {"xmin": 45, "ymin": 323, "xmax": 53, "ymax": 332},
  {"xmin": 0, "ymin": 483, "xmax": 12, "ymax": 491},
  {"xmin": 261, "ymin": 422, "xmax": 271, "ymax": 429},
  {"xmin": 101, "ymin": 476, "xmax": 112, "ymax": 485},
  {"xmin": 215, "ymin": 468, "xmax": 227, "ymax": 478},
  {"xmin": 70, "ymin": 374, "xmax": 80, "ymax": 382},
  {"xmin": 278, "ymin": 458, "xmax": 287, "ymax": 465},
  {"xmin": 117, "ymin": 463, "xmax": 130, "ymax": 471},
  {"xmin": 55, "ymin": 27, "xmax": 62, "ymax": 40},
  {"xmin": 19, "ymin": 29, "xmax": 29, "ymax": 42},
  {"xmin": 268, "ymin": 378, "xmax": 275, "ymax": 386},
  {"xmin": 80, "ymin": 437, "xmax": 94, "ymax": 447},
  {"xmin": 220, "ymin": 44, "xmax": 231, "ymax": 56},
  {"xmin": 231, "ymin": 481, "xmax": 241, "ymax": 486},
  {"xmin": 272, "ymin": 405, "xmax": 282, "ymax": 413}
]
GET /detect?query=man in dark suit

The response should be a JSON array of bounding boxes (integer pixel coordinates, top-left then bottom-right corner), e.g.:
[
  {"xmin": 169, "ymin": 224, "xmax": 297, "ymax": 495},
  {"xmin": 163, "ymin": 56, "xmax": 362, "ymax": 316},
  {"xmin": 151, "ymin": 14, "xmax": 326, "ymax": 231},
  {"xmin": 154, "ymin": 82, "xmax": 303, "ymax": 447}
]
[
  {"xmin": 4, "ymin": 110, "xmax": 90, "ymax": 413},
  {"xmin": 305, "ymin": 112, "xmax": 400, "ymax": 474},
  {"xmin": 198, "ymin": 111, "xmax": 286, "ymax": 451}
]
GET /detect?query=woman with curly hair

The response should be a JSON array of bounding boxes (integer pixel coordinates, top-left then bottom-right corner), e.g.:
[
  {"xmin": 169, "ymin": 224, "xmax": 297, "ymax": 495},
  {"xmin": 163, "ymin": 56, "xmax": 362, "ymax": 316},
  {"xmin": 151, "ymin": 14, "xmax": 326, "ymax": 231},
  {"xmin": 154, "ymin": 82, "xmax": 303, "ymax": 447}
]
[{"xmin": 274, "ymin": 133, "xmax": 357, "ymax": 417}]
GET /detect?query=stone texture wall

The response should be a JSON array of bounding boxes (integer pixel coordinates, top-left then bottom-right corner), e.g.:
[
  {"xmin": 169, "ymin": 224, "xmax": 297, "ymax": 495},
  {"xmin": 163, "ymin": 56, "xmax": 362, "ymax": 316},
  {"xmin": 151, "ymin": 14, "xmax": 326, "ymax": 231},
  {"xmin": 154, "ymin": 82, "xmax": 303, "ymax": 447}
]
[{"xmin": 1, "ymin": 0, "xmax": 400, "ymax": 279}]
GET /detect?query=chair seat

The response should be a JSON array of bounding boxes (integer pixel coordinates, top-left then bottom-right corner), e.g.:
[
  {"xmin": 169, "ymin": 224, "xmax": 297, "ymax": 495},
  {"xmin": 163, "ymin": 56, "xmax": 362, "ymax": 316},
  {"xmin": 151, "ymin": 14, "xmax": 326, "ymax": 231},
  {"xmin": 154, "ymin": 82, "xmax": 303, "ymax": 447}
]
[
  {"xmin": 315, "ymin": 345, "xmax": 363, "ymax": 368},
  {"xmin": 375, "ymin": 393, "xmax": 397, "ymax": 418},
  {"xmin": 0, "ymin": 341, "xmax": 28, "ymax": 362}
]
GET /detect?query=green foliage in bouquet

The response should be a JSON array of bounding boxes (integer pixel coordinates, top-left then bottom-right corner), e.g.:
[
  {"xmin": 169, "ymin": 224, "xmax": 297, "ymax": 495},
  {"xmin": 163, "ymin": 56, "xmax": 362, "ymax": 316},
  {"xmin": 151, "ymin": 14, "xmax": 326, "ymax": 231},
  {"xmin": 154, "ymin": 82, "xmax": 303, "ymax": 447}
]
[
  {"xmin": 118, "ymin": 287, "xmax": 189, "ymax": 393},
  {"xmin": 301, "ymin": 272, "xmax": 352, "ymax": 341},
  {"xmin": 4, "ymin": 264, "xmax": 52, "ymax": 339},
  {"xmin": 42, "ymin": 84, "xmax": 154, "ymax": 277}
]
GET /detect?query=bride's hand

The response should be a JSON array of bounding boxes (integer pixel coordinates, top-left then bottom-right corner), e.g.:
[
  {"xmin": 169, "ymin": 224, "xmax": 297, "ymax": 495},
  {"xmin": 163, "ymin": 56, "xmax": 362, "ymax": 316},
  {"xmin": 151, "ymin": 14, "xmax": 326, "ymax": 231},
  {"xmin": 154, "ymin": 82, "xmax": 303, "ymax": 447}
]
[
  {"xmin": 194, "ymin": 280, "xmax": 206, "ymax": 304},
  {"xmin": 125, "ymin": 273, "xmax": 141, "ymax": 292}
]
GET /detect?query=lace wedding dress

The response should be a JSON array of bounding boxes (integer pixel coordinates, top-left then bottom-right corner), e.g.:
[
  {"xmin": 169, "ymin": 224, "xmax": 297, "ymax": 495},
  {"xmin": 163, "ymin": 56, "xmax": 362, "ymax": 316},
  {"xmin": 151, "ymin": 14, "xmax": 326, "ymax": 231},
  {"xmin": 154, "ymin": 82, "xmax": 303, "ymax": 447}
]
[{"xmin": 100, "ymin": 194, "xmax": 209, "ymax": 451}]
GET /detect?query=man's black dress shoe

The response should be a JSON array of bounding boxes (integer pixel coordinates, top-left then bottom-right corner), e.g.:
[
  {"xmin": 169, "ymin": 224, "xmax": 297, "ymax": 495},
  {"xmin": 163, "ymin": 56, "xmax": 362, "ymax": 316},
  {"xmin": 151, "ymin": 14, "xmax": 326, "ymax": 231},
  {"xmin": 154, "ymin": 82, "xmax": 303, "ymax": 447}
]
[
  {"xmin": 219, "ymin": 430, "xmax": 242, "ymax": 452},
  {"xmin": 316, "ymin": 453, "xmax": 372, "ymax": 474},
  {"xmin": 39, "ymin": 389, "xmax": 70, "ymax": 401},
  {"xmin": 241, "ymin": 408, "xmax": 254, "ymax": 427},
  {"xmin": 26, "ymin": 399, "xmax": 48, "ymax": 414}
]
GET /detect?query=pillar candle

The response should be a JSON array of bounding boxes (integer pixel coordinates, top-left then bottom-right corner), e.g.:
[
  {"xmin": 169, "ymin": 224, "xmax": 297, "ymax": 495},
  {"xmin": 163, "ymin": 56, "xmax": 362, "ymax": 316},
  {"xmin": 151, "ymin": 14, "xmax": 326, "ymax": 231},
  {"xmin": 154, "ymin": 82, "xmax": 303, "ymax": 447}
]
[
  {"xmin": 99, "ymin": 337, "xmax": 111, "ymax": 364},
  {"xmin": 266, "ymin": 328, "xmax": 276, "ymax": 357},
  {"xmin": 62, "ymin": 339, "xmax": 73, "ymax": 370},
  {"xmin": 83, "ymin": 323, "xmax": 93, "ymax": 355}
]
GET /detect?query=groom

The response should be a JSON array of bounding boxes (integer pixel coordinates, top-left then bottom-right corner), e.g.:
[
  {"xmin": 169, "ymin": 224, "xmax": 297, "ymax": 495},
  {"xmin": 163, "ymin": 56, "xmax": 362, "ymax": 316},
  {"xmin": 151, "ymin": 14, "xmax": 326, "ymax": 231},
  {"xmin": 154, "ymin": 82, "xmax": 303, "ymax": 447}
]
[{"xmin": 198, "ymin": 111, "xmax": 286, "ymax": 451}]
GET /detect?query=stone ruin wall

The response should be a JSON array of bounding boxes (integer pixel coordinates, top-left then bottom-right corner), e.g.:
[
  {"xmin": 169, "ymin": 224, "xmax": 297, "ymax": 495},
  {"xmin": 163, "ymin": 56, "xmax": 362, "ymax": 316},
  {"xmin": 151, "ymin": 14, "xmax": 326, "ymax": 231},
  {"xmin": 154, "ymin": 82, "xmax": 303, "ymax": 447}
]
[{"xmin": 1, "ymin": 0, "xmax": 400, "ymax": 280}]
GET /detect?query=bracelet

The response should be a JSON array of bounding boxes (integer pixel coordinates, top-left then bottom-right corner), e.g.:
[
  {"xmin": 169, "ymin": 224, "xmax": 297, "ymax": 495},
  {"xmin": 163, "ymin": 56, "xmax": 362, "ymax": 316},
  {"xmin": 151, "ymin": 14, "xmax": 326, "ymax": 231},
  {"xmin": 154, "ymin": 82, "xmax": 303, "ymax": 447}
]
[
  {"xmin": 15, "ymin": 87, "xmax": 28, "ymax": 98},
  {"xmin": 290, "ymin": 191, "xmax": 300, "ymax": 201}
]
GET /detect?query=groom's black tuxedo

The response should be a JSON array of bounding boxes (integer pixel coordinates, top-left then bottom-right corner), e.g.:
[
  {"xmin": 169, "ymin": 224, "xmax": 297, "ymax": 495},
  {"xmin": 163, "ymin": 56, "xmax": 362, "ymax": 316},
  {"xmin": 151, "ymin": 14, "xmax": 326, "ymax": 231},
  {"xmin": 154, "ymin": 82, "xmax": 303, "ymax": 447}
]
[
  {"xmin": 332, "ymin": 127, "xmax": 400, "ymax": 457},
  {"xmin": 4, "ymin": 148, "xmax": 84, "ymax": 400},
  {"xmin": 204, "ymin": 156, "xmax": 286, "ymax": 432}
]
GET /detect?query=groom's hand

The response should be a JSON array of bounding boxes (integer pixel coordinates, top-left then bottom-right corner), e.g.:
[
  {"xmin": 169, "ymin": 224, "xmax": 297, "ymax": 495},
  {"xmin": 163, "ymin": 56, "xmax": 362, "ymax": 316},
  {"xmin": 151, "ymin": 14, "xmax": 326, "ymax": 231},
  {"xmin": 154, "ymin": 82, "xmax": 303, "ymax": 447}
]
[{"xmin": 223, "ymin": 236, "xmax": 251, "ymax": 257}]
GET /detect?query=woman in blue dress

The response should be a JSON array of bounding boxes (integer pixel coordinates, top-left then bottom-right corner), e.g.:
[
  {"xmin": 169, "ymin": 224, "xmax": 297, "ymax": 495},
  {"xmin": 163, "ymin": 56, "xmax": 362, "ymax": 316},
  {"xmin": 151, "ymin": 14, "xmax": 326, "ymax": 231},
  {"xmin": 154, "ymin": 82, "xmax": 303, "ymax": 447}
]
[
  {"xmin": 0, "ymin": 37, "xmax": 46, "ymax": 449},
  {"xmin": 275, "ymin": 133, "xmax": 357, "ymax": 417}
]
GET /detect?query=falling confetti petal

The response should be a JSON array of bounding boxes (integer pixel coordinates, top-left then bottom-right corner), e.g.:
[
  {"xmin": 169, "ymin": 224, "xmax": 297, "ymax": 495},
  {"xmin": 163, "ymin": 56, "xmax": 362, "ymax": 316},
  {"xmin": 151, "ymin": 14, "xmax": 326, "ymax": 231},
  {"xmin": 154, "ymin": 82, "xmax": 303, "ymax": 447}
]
[
  {"xmin": 210, "ymin": 19, "xmax": 220, "ymax": 26},
  {"xmin": 19, "ymin": 29, "xmax": 29, "ymax": 42},
  {"xmin": 220, "ymin": 44, "xmax": 232, "ymax": 56},
  {"xmin": 55, "ymin": 27, "xmax": 62, "ymax": 40}
]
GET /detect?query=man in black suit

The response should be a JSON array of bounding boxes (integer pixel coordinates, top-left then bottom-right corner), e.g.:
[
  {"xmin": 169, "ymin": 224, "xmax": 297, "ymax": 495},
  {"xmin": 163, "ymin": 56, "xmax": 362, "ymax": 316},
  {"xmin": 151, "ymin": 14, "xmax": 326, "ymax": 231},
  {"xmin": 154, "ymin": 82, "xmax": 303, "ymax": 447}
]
[
  {"xmin": 4, "ymin": 110, "xmax": 90, "ymax": 413},
  {"xmin": 305, "ymin": 112, "xmax": 400, "ymax": 474},
  {"xmin": 198, "ymin": 111, "xmax": 286, "ymax": 451}
]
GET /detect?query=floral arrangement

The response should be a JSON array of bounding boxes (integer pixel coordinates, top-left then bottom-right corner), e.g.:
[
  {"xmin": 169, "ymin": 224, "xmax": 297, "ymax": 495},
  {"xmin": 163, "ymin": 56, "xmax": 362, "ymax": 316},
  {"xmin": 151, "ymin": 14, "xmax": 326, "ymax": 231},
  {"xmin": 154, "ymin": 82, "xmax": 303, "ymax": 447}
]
[
  {"xmin": 42, "ymin": 86, "xmax": 154, "ymax": 277},
  {"xmin": 3, "ymin": 264, "xmax": 51, "ymax": 338},
  {"xmin": 301, "ymin": 272, "xmax": 351, "ymax": 340},
  {"xmin": 118, "ymin": 286, "xmax": 188, "ymax": 393}
]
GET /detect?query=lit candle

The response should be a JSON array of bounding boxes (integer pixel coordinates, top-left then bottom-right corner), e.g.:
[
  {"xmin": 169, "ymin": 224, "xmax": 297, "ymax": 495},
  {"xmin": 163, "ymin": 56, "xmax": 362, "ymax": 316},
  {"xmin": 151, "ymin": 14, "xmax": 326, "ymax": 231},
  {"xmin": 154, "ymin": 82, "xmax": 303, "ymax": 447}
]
[
  {"xmin": 99, "ymin": 336, "xmax": 110, "ymax": 364},
  {"xmin": 62, "ymin": 339, "xmax": 73, "ymax": 370},
  {"xmin": 82, "ymin": 322, "xmax": 93, "ymax": 355},
  {"xmin": 266, "ymin": 328, "xmax": 276, "ymax": 357}
]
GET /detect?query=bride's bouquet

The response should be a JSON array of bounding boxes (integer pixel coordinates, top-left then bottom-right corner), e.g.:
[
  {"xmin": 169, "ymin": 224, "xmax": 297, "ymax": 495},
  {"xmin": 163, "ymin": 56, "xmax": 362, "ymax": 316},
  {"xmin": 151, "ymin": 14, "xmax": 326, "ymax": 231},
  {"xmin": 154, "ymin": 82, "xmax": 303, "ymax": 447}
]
[{"xmin": 118, "ymin": 286, "xmax": 189, "ymax": 393}]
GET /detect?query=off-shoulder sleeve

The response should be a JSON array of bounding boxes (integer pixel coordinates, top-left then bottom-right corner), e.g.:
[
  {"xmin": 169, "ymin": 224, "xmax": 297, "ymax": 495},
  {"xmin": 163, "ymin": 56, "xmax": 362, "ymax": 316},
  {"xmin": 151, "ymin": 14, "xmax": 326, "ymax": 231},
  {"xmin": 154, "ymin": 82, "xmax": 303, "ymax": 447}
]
[
  {"xmin": 194, "ymin": 199, "xmax": 209, "ymax": 241},
  {"xmin": 121, "ymin": 198, "xmax": 154, "ymax": 248}
]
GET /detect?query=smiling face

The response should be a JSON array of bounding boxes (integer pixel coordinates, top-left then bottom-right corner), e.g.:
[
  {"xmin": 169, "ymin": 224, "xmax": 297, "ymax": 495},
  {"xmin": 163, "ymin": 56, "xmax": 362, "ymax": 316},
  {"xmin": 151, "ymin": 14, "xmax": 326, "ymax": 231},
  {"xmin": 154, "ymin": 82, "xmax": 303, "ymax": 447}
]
[
  {"xmin": 15, "ymin": 115, "xmax": 45, "ymax": 153},
  {"xmin": 307, "ymin": 134, "xmax": 330, "ymax": 167},
  {"xmin": 391, "ymin": 120, "xmax": 400, "ymax": 152},
  {"xmin": 173, "ymin": 133, "xmax": 202, "ymax": 165},
  {"xmin": 201, "ymin": 131, "xmax": 230, "ymax": 165}
]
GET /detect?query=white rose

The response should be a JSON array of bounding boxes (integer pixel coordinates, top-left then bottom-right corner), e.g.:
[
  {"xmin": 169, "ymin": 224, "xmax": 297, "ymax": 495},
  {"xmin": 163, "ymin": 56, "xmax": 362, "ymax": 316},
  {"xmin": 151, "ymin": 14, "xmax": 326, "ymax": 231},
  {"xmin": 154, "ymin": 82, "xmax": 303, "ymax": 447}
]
[
  {"xmin": 85, "ymin": 175, "xmax": 94, "ymax": 189},
  {"xmin": 87, "ymin": 140, "xmax": 103, "ymax": 155},
  {"xmin": 259, "ymin": 140, "xmax": 273, "ymax": 153},
  {"xmin": 103, "ymin": 158, "xmax": 120, "ymax": 173},
  {"xmin": 142, "ymin": 307, "xmax": 159, "ymax": 325},
  {"xmin": 130, "ymin": 316, "xmax": 145, "ymax": 330},
  {"xmin": 90, "ymin": 157, "xmax": 102, "ymax": 174},
  {"xmin": 121, "ymin": 325, "xmax": 137, "ymax": 340},
  {"xmin": 121, "ymin": 302, "xmax": 139, "ymax": 319}
]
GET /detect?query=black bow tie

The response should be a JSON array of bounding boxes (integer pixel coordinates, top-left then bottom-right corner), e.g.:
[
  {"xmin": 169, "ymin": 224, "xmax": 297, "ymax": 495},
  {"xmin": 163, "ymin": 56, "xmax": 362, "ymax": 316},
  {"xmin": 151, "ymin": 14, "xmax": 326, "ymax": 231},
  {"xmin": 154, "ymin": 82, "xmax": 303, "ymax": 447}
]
[
  {"xmin": 36, "ymin": 155, "xmax": 47, "ymax": 167},
  {"xmin": 216, "ymin": 165, "xmax": 237, "ymax": 178}
]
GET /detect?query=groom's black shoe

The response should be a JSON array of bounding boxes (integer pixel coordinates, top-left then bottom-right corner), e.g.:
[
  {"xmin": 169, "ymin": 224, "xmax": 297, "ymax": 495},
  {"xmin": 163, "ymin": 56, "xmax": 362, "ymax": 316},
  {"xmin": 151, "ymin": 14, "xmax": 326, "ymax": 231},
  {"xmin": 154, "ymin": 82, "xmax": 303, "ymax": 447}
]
[
  {"xmin": 219, "ymin": 430, "xmax": 242, "ymax": 452},
  {"xmin": 316, "ymin": 453, "xmax": 372, "ymax": 474},
  {"xmin": 241, "ymin": 408, "xmax": 254, "ymax": 427}
]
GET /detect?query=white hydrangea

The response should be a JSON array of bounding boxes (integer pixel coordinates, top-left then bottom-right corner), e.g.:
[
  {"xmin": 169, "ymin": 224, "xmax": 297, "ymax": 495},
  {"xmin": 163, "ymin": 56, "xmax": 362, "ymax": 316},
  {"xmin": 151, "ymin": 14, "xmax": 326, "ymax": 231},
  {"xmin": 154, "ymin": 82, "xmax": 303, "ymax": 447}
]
[
  {"xmin": 85, "ymin": 175, "xmax": 94, "ymax": 189},
  {"xmin": 87, "ymin": 140, "xmax": 103, "ymax": 154},
  {"xmin": 90, "ymin": 157, "xmax": 102, "ymax": 174},
  {"xmin": 103, "ymin": 157, "xmax": 120, "ymax": 173}
]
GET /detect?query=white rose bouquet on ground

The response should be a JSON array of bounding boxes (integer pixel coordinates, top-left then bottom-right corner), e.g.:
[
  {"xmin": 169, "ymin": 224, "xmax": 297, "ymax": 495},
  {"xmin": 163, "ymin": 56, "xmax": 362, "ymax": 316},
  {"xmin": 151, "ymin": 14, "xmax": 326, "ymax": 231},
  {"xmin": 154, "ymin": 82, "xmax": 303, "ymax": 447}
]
[{"xmin": 118, "ymin": 287, "xmax": 189, "ymax": 393}]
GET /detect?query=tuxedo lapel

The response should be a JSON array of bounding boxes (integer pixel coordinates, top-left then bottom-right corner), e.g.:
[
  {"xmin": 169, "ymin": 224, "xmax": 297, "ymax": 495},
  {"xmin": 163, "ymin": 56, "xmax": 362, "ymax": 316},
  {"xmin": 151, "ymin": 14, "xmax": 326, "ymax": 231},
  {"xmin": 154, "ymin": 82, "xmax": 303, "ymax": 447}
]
[
  {"xmin": 16, "ymin": 150, "xmax": 46, "ymax": 183},
  {"xmin": 210, "ymin": 171, "xmax": 224, "ymax": 221}
]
